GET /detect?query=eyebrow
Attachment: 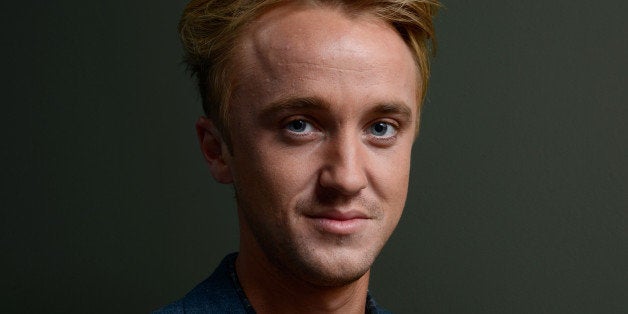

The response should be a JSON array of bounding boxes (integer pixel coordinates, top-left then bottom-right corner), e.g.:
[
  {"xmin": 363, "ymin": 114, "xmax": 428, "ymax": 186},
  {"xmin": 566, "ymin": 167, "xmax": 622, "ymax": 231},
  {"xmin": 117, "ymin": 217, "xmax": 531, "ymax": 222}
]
[
  {"xmin": 259, "ymin": 96, "xmax": 329, "ymax": 120},
  {"xmin": 259, "ymin": 96, "xmax": 414, "ymax": 121},
  {"xmin": 369, "ymin": 102, "xmax": 413, "ymax": 121}
]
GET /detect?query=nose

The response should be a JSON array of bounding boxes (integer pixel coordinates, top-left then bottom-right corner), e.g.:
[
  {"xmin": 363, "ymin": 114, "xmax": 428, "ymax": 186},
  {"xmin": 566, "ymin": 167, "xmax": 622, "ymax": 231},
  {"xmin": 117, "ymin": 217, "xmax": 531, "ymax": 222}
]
[{"xmin": 318, "ymin": 135, "xmax": 368, "ymax": 196}]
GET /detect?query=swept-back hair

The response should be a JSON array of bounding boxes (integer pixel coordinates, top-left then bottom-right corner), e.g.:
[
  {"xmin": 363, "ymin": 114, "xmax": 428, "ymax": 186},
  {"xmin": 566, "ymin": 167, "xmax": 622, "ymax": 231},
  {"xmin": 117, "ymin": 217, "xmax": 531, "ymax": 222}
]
[{"xmin": 179, "ymin": 0, "xmax": 439, "ymax": 136}]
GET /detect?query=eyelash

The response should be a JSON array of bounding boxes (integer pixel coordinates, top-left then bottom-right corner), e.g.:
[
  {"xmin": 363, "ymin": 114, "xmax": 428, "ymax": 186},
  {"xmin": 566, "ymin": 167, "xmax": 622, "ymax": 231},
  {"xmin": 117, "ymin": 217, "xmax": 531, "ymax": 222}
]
[
  {"xmin": 365, "ymin": 120, "xmax": 399, "ymax": 147},
  {"xmin": 280, "ymin": 117, "xmax": 401, "ymax": 144},
  {"xmin": 281, "ymin": 118, "xmax": 321, "ymax": 141},
  {"xmin": 367, "ymin": 121, "xmax": 397, "ymax": 137},
  {"xmin": 285, "ymin": 119, "xmax": 314, "ymax": 133}
]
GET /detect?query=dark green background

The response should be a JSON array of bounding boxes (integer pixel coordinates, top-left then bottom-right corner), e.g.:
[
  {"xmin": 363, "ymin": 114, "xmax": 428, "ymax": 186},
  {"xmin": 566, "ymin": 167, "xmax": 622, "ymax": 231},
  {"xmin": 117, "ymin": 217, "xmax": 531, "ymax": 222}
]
[{"xmin": 2, "ymin": 1, "xmax": 626, "ymax": 313}]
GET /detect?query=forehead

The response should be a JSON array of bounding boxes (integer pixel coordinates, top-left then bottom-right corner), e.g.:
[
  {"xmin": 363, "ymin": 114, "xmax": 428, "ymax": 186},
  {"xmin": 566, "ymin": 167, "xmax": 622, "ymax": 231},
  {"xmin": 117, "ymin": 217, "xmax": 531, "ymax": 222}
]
[{"xmin": 233, "ymin": 3, "xmax": 419, "ymax": 110}]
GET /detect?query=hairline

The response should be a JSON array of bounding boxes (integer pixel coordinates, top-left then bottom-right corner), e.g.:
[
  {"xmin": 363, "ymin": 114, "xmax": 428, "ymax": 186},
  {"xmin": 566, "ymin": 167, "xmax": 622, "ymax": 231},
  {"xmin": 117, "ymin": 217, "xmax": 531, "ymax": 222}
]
[{"xmin": 219, "ymin": 1, "xmax": 426, "ymax": 144}]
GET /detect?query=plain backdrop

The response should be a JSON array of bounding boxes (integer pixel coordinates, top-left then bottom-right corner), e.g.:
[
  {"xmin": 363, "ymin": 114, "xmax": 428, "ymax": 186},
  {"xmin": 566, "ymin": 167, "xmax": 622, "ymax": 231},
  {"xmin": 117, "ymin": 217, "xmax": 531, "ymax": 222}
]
[{"xmin": 2, "ymin": 1, "xmax": 627, "ymax": 313}]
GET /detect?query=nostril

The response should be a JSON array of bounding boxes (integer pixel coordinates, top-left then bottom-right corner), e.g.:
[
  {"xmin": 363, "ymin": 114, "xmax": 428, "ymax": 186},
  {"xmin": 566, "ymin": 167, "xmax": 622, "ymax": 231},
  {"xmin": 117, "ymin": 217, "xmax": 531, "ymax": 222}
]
[
  {"xmin": 315, "ymin": 179, "xmax": 365, "ymax": 205},
  {"xmin": 318, "ymin": 136, "xmax": 368, "ymax": 195}
]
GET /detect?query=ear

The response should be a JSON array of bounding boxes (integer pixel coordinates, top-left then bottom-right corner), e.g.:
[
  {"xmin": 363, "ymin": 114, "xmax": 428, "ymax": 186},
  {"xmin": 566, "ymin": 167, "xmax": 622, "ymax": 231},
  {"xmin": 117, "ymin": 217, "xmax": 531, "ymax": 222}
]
[{"xmin": 196, "ymin": 116, "xmax": 233, "ymax": 184}]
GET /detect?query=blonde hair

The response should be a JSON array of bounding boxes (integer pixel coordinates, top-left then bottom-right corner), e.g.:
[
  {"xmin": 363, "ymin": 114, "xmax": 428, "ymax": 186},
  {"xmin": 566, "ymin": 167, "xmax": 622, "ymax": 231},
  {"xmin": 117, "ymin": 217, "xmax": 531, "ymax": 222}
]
[{"xmin": 179, "ymin": 0, "xmax": 439, "ymax": 135}]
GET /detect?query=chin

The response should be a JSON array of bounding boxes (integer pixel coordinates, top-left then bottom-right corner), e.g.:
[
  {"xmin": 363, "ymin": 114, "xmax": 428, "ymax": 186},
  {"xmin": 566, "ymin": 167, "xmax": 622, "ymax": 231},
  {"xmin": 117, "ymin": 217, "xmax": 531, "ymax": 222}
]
[
  {"xmin": 308, "ymin": 266, "xmax": 370, "ymax": 288},
  {"xmin": 279, "ymin": 244, "xmax": 378, "ymax": 287}
]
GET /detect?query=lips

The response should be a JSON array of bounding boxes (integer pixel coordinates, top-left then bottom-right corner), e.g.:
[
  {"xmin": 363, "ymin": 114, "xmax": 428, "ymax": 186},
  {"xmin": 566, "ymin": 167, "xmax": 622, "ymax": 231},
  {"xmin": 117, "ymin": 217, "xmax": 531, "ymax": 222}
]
[{"xmin": 305, "ymin": 210, "xmax": 370, "ymax": 235}]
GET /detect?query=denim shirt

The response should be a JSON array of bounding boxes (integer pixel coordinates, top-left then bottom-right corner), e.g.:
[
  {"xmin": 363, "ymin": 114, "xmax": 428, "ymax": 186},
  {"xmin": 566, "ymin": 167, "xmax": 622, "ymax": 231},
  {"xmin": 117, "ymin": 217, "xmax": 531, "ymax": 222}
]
[{"xmin": 154, "ymin": 253, "xmax": 392, "ymax": 314}]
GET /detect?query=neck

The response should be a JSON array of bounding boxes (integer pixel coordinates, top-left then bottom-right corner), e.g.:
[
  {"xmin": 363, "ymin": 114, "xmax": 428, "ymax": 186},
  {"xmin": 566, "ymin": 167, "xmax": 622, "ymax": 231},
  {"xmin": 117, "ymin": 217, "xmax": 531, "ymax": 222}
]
[{"xmin": 236, "ymin": 244, "xmax": 370, "ymax": 314}]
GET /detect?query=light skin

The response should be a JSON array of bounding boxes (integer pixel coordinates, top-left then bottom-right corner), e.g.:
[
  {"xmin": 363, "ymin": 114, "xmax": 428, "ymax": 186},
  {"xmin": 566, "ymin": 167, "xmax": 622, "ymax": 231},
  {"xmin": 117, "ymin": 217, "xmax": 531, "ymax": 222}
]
[{"xmin": 197, "ymin": 3, "xmax": 420, "ymax": 313}]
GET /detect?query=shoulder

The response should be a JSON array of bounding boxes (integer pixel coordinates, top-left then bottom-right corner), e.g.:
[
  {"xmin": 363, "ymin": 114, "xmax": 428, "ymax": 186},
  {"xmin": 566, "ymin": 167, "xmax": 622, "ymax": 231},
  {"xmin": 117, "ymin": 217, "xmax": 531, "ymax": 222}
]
[
  {"xmin": 366, "ymin": 292, "xmax": 394, "ymax": 314},
  {"xmin": 152, "ymin": 253, "xmax": 249, "ymax": 314}
]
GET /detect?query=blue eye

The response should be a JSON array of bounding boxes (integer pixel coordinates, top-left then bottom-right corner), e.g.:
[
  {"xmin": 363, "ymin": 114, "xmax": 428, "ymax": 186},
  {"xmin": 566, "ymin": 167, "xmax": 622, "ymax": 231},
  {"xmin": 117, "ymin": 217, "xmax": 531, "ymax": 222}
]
[
  {"xmin": 369, "ymin": 122, "xmax": 396, "ymax": 138},
  {"xmin": 286, "ymin": 119, "xmax": 313, "ymax": 133}
]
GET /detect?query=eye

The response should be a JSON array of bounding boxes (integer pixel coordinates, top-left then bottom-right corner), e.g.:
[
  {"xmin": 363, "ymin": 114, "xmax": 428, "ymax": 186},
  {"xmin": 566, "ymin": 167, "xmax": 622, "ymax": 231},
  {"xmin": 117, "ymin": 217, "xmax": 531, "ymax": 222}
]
[
  {"xmin": 369, "ymin": 121, "xmax": 397, "ymax": 138},
  {"xmin": 285, "ymin": 119, "xmax": 315, "ymax": 134}
]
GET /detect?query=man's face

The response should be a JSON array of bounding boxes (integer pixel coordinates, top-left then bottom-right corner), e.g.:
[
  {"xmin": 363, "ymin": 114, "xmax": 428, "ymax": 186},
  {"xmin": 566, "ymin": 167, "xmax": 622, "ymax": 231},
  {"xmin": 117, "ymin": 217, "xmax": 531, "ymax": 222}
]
[{"xmin": 221, "ymin": 4, "xmax": 419, "ymax": 286}]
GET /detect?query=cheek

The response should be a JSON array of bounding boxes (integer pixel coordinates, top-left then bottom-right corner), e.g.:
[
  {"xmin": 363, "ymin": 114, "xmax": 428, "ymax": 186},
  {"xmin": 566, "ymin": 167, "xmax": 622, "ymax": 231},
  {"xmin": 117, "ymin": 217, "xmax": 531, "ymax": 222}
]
[
  {"xmin": 372, "ymin": 148, "xmax": 411, "ymax": 196},
  {"xmin": 260, "ymin": 149, "xmax": 320, "ymax": 194},
  {"xmin": 231, "ymin": 140, "xmax": 320, "ymax": 209}
]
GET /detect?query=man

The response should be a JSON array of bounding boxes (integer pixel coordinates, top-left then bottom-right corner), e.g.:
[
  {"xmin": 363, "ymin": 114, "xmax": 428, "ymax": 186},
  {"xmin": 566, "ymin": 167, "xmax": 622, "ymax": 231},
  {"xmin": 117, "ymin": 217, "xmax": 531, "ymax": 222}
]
[{"xmin": 156, "ymin": 0, "xmax": 438, "ymax": 312}]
